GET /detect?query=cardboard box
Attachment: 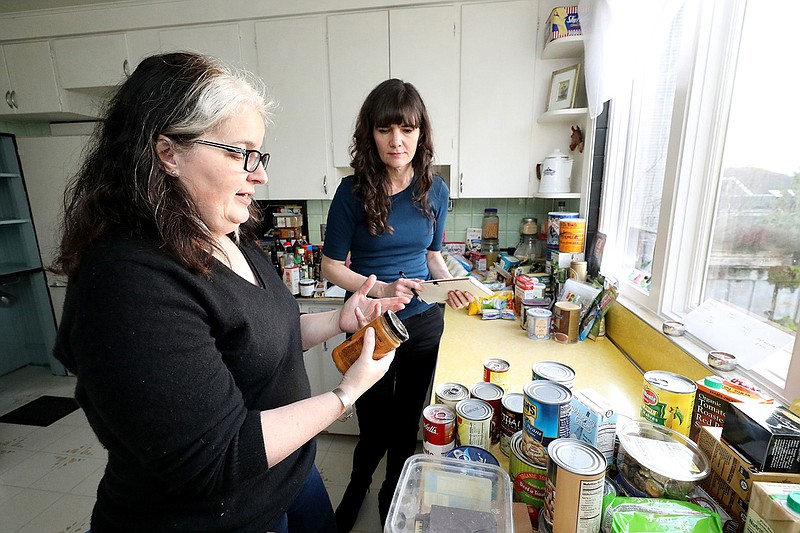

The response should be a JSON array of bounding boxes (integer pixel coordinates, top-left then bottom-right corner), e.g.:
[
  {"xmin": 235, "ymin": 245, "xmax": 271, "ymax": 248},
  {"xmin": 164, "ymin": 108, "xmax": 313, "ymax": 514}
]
[
  {"xmin": 697, "ymin": 426, "xmax": 800, "ymax": 503},
  {"xmin": 549, "ymin": 250, "xmax": 584, "ymax": 268},
  {"xmin": 722, "ymin": 403, "xmax": 800, "ymax": 473},
  {"xmin": 744, "ymin": 482, "xmax": 800, "ymax": 533},
  {"xmin": 544, "ymin": 6, "xmax": 581, "ymax": 47},
  {"xmin": 690, "ymin": 377, "xmax": 773, "ymax": 441},
  {"xmin": 702, "ymin": 471, "xmax": 751, "ymax": 526},
  {"xmin": 569, "ymin": 389, "xmax": 617, "ymax": 466}
]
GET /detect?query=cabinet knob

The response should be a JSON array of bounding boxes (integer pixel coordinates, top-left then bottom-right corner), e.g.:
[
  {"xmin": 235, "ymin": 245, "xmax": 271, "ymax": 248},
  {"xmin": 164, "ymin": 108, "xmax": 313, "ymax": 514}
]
[
  {"xmin": 123, "ymin": 59, "xmax": 130, "ymax": 77},
  {"xmin": 459, "ymin": 172, "xmax": 463, "ymax": 194},
  {"xmin": 4, "ymin": 91, "xmax": 12, "ymax": 109},
  {"xmin": 323, "ymin": 174, "xmax": 328, "ymax": 195}
]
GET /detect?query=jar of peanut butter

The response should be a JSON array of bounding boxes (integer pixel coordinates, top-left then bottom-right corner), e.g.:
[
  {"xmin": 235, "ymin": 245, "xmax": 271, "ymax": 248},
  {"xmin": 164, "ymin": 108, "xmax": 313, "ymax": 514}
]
[{"xmin": 331, "ymin": 310, "xmax": 409, "ymax": 374}]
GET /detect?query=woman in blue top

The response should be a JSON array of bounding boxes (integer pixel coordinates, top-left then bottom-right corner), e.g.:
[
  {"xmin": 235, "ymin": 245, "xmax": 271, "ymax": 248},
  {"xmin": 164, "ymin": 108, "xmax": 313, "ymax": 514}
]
[{"xmin": 322, "ymin": 79, "xmax": 474, "ymax": 531}]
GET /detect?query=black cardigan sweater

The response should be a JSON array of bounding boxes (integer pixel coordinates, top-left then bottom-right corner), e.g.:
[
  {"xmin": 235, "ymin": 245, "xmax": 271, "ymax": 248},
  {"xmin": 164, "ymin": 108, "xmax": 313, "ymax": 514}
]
[{"xmin": 54, "ymin": 236, "xmax": 314, "ymax": 532}]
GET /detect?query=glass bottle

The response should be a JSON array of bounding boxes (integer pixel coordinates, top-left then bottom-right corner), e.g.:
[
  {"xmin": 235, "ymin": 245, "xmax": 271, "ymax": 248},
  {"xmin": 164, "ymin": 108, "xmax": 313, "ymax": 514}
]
[{"xmin": 481, "ymin": 208, "xmax": 500, "ymax": 241}]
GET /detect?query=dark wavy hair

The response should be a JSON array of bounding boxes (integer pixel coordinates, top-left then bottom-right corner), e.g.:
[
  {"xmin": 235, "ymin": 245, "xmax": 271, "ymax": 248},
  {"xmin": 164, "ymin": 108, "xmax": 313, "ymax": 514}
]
[
  {"xmin": 54, "ymin": 52, "xmax": 271, "ymax": 277},
  {"xmin": 350, "ymin": 79, "xmax": 435, "ymax": 235}
]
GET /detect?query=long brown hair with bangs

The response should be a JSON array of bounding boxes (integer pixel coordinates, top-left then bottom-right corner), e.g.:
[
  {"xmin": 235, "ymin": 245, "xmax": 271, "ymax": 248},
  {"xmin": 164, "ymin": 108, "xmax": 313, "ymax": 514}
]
[{"xmin": 350, "ymin": 79, "xmax": 435, "ymax": 236}]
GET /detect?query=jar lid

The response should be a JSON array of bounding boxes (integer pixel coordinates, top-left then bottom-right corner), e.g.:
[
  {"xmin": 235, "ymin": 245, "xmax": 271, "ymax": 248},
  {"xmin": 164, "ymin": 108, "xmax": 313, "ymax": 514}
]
[
  {"xmin": 704, "ymin": 376, "xmax": 723, "ymax": 389},
  {"xmin": 384, "ymin": 309, "xmax": 410, "ymax": 342},
  {"xmin": 484, "ymin": 208, "xmax": 498, "ymax": 213},
  {"xmin": 788, "ymin": 492, "xmax": 800, "ymax": 514}
]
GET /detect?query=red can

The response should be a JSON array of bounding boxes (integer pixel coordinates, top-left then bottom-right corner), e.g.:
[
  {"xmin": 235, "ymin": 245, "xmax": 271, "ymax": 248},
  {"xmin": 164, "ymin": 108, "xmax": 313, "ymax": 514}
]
[
  {"xmin": 423, "ymin": 404, "xmax": 456, "ymax": 447},
  {"xmin": 470, "ymin": 381, "xmax": 505, "ymax": 444},
  {"xmin": 483, "ymin": 358, "xmax": 510, "ymax": 391}
]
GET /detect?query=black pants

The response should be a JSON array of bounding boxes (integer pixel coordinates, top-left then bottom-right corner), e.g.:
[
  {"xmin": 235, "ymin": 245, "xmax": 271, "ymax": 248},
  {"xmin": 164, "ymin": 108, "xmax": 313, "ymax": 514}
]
[{"xmin": 348, "ymin": 304, "xmax": 445, "ymax": 521}]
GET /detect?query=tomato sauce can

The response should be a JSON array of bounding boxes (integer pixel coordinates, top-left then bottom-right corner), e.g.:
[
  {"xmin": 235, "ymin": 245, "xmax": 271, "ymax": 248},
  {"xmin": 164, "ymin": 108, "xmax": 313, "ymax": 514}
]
[
  {"xmin": 522, "ymin": 380, "xmax": 572, "ymax": 464},
  {"xmin": 470, "ymin": 382, "xmax": 504, "ymax": 444},
  {"xmin": 435, "ymin": 382, "xmax": 469, "ymax": 410},
  {"xmin": 483, "ymin": 358, "xmax": 510, "ymax": 391},
  {"xmin": 455, "ymin": 398, "xmax": 493, "ymax": 450},
  {"xmin": 640, "ymin": 370, "xmax": 697, "ymax": 437},
  {"xmin": 510, "ymin": 430, "xmax": 548, "ymax": 531},
  {"xmin": 499, "ymin": 392, "xmax": 524, "ymax": 457},
  {"xmin": 422, "ymin": 404, "xmax": 456, "ymax": 456},
  {"xmin": 540, "ymin": 438, "xmax": 606, "ymax": 533},
  {"xmin": 532, "ymin": 360, "xmax": 576, "ymax": 389}
]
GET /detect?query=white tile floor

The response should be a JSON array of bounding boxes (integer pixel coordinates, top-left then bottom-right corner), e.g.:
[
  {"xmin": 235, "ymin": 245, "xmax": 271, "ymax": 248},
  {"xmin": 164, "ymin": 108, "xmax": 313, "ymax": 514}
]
[{"xmin": 0, "ymin": 365, "xmax": 405, "ymax": 533}]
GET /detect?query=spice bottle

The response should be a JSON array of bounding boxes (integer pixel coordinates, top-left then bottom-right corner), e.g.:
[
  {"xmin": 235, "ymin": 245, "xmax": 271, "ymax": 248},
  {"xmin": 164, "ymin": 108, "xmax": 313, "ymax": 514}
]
[{"xmin": 331, "ymin": 310, "xmax": 409, "ymax": 374}]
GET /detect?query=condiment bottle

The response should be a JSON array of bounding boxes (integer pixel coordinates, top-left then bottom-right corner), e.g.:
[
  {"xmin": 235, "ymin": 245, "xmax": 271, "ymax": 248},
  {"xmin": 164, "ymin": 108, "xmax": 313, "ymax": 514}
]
[{"xmin": 331, "ymin": 310, "xmax": 409, "ymax": 374}]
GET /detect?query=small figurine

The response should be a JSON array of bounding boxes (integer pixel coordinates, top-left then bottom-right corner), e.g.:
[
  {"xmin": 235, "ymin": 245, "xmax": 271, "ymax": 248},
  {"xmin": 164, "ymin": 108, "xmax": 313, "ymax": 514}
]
[{"xmin": 570, "ymin": 125, "xmax": 584, "ymax": 153}]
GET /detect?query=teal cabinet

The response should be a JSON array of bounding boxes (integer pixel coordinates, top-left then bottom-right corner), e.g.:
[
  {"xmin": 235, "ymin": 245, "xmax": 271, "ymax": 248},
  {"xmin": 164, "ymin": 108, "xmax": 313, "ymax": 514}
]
[{"xmin": 0, "ymin": 133, "xmax": 62, "ymax": 375}]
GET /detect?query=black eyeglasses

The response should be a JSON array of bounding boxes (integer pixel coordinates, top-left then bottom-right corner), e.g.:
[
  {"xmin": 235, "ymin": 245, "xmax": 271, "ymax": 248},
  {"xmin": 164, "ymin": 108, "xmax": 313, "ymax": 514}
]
[{"xmin": 194, "ymin": 139, "xmax": 270, "ymax": 172}]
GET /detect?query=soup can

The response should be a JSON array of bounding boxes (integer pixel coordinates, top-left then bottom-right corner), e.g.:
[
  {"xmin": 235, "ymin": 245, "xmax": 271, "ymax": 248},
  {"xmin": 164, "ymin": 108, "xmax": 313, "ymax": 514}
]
[
  {"xmin": 435, "ymin": 382, "xmax": 469, "ymax": 410},
  {"xmin": 455, "ymin": 398, "xmax": 492, "ymax": 450},
  {"xmin": 547, "ymin": 211, "xmax": 579, "ymax": 258},
  {"xmin": 559, "ymin": 218, "xmax": 586, "ymax": 254},
  {"xmin": 540, "ymin": 439, "xmax": 606, "ymax": 533},
  {"xmin": 553, "ymin": 301, "xmax": 581, "ymax": 344},
  {"xmin": 499, "ymin": 392, "xmax": 524, "ymax": 457},
  {"xmin": 483, "ymin": 358, "xmax": 510, "ymax": 391},
  {"xmin": 422, "ymin": 404, "xmax": 456, "ymax": 456},
  {"xmin": 509, "ymin": 431, "xmax": 548, "ymax": 530},
  {"xmin": 640, "ymin": 370, "xmax": 697, "ymax": 437},
  {"xmin": 470, "ymin": 382, "xmax": 504, "ymax": 444},
  {"xmin": 532, "ymin": 360, "xmax": 576, "ymax": 389},
  {"xmin": 526, "ymin": 308, "xmax": 552, "ymax": 340},
  {"xmin": 521, "ymin": 380, "xmax": 572, "ymax": 464}
]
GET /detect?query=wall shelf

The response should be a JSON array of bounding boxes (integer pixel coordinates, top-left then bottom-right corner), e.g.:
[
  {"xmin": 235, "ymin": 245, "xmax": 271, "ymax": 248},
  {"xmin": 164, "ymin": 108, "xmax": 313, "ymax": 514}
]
[
  {"xmin": 533, "ymin": 192, "xmax": 581, "ymax": 199},
  {"xmin": 537, "ymin": 108, "xmax": 588, "ymax": 124},
  {"xmin": 541, "ymin": 35, "xmax": 584, "ymax": 60}
]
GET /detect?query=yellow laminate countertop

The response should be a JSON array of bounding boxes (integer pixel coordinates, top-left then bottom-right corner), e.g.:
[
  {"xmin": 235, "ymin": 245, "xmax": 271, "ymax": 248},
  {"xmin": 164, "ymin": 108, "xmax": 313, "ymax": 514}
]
[{"xmin": 434, "ymin": 306, "xmax": 645, "ymax": 422}]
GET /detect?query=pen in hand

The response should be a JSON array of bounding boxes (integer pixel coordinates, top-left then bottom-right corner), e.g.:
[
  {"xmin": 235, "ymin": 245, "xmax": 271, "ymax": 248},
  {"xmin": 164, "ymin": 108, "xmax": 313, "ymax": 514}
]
[{"xmin": 399, "ymin": 271, "xmax": 422, "ymax": 303}]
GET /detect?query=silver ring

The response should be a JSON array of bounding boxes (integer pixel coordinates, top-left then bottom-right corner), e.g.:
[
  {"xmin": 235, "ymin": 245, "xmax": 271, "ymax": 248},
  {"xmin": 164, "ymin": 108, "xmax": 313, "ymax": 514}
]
[
  {"xmin": 662, "ymin": 320, "xmax": 685, "ymax": 336},
  {"xmin": 708, "ymin": 351, "xmax": 737, "ymax": 371}
]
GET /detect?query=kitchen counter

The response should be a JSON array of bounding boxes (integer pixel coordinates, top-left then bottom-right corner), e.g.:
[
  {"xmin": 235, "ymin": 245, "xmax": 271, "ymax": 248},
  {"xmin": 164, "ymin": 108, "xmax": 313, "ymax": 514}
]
[{"xmin": 433, "ymin": 306, "xmax": 645, "ymax": 468}]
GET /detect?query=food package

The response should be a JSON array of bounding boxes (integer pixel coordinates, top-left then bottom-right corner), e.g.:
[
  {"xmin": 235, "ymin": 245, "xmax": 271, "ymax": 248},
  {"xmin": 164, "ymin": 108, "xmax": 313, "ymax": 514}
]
[
  {"xmin": 467, "ymin": 291, "xmax": 513, "ymax": 316},
  {"xmin": 689, "ymin": 377, "xmax": 773, "ymax": 441},
  {"xmin": 570, "ymin": 389, "xmax": 618, "ymax": 466},
  {"xmin": 544, "ymin": 6, "xmax": 582, "ymax": 47},
  {"xmin": 744, "ymin": 482, "xmax": 800, "ymax": 533},
  {"xmin": 601, "ymin": 497, "xmax": 723, "ymax": 533},
  {"xmin": 721, "ymin": 403, "xmax": 800, "ymax": 473}
]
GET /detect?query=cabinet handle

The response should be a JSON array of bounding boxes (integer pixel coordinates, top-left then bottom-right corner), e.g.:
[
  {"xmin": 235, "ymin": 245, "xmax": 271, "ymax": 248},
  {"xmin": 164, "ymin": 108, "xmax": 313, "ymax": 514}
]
[
  {"xmin": 123, "ymin": 59, "xmax": 130, "ymax": 77},
  {"xmin": 9, "ymin": 90, "xmax": 17, "ymax": 109},
  {"xmin": 323, "ymin": 174, "xmax": 328, "ymax": 195},
  {"xmin": 4, "ymin": 91, "xmax": 11, "ymax": 109},
  {"xmin": 459, "ymin": 172, "xmax": 463, "ymax": 194}
]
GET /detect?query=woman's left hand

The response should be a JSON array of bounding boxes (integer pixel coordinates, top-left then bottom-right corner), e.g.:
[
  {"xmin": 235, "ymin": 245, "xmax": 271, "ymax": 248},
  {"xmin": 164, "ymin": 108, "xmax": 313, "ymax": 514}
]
[
  {"xmin": 339, "ymin": 275, "xmax": 409, "ymax": 333},
  {"xmin": 446, "ymin": 289, "xmax": 475, "ymax": 310}
]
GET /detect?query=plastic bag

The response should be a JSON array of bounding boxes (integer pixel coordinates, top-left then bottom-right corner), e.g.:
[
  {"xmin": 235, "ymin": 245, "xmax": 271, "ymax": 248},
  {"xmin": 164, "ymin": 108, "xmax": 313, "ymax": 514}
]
[{"xmin": 602, "ymin": 497, "xmax": 722, "ymax": 533}]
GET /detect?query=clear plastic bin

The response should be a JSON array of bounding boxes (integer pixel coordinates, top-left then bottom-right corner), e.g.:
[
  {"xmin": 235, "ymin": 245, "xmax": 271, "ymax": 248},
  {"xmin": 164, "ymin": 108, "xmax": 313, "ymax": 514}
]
[{"xmin": 385, "ymin": 454, "xmax": 513, "ymax": 533}]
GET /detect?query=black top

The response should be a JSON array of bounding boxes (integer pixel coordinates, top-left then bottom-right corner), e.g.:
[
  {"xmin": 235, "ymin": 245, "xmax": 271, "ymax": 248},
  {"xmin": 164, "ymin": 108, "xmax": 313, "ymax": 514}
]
[{"xmin": 54, "ymin": 236, "xmax": 313, "ymax": 532}]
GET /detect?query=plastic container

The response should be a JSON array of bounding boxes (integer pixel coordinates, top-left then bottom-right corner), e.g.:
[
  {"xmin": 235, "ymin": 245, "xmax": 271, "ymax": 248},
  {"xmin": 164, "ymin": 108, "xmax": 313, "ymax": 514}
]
[
  {"xmin": 331, "ymin": 310, "xmax": 408, "ymax": 374},
  {"xmin": 615, "ymin": 419, "xmax": 710, "ymax": 500},
  {"xmin": 385, "ymin": 454, "xmax": 513, "ymax": 533}
]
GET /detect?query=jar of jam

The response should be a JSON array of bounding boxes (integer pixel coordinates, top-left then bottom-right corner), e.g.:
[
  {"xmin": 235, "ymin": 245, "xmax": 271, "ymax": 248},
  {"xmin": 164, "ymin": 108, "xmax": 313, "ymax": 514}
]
[{"xmin": 331, "ymin": 310, "xmax": 409, "ymax": 374}]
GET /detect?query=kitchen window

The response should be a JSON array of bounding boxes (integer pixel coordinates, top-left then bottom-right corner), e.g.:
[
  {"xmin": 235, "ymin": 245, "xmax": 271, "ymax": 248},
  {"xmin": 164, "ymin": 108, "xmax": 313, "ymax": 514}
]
[{"xmin": 599, "ymin": 0, "xmax": 800, "ymax": 405}]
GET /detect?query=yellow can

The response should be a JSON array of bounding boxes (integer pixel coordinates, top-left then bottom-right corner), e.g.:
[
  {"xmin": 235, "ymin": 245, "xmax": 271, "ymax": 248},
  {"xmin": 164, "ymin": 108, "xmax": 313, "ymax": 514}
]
[
  {"xmin": 558, "ymin": 218, "xmax": 586, "ymax": 253},
  {"xmin": 640, "ymin": 370, "xmax": 697, "ymax": 437}
]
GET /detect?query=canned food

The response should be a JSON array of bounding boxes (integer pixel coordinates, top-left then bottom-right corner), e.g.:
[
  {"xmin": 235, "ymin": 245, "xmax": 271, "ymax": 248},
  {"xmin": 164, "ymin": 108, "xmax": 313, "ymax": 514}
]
[
  {"xmin": 509, "ymin": 431, "xmax": 548, "ymax": 530},
  {"xmin": 445, "ymin": 445, "xmax": 499, "ymax": 466},
  {"xmin": 540, "ymin": 439, "xmax": 606, "ymax": 533},
  {"xmin": 526, "ymin": 308, "xmax": 552, "ymax": 340},
  {"xmin": 640, "ymin": 370, "xmax": 697, "ymax": 437},
  {"xmin": 422, "ymin": 404, "xmax": 456, "ymax": 457},
  {"xmin": 547, "ymin": 212, "xmax": 579, "ymax": 259},
  {"xmin": 532, "ymin": 361, "xmax": 576, "ymax": 389},
  {"xmin": 455, "ymin": 398, "xmax": 493, "ymax": 450},
  {"xmin": 558, "ymin": 218, "xmax": 586, "ymax": 253},
  {"xmin": 470, "ymin": 382, "xmax": 504, "ymax": 445},
  {"xmin": 522, "ymin": 380, "xmax": 572, "ymax": 464},
  {"xmin": 435, "ymin": 382, "xmax": 469, "ymax": 410},
  {"xmin": 483, "ymin": 358, "xmax": 510, "ymax": 391},
  {"xmin": 499, "ymin": 392, "xmax": 524, "ymax": 457},
  {"xmin": 553, "ymin": 301, "xmax": 581, "ymax": 344}
]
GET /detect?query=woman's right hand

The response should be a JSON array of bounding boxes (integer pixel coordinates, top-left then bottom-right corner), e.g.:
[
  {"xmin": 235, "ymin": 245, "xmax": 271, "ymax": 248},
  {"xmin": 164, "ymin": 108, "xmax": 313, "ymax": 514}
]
[
  {"xmin": 379, "ymin": 277, "xmax": 423, "ymax": 301},
  {"xmin": 337, "ymin": 327, "xmax": 394, "ymax": 400}
]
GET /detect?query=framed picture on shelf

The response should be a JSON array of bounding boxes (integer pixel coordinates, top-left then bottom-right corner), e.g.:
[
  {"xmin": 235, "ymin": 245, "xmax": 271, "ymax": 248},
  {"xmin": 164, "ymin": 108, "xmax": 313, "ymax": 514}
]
[{"xmin": 546, "ymin": 64, "xmax": 581, "ymax": 111}]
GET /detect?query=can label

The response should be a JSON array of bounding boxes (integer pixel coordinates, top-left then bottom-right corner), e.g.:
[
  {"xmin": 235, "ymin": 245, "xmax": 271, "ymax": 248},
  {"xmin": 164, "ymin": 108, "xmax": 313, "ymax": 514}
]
[
  {"xmin": 553, "ymin": 301, "xmax": 581, "ymax": 344},
  {"xmin": 547, "ymin": 212, "xmax": 579, "ymax": 258},
  {"xmin": 423, "ymin": 404, "xmax": 456, "ymax": 446},
  {"xmin": 500, "ymin": 393, "xmax": 524, "ymax": 457},
  {"xmin": 640, "ymin": 370, "xmax": 697, "ymax": 437},
  {"xmin": 510, "ymin": 431, "xmax": 548, "ymax": 530},
  {"xmin": 470, "ymin": 382, "xmax": 504, "ymax": 445},
  {"xmin": 455, "ymin": 398, "xmax": 492, "ymax": 450},
  {"xmin": 423, "ymin": 439, "xmax": 456, "ymax": 456},
  {"xmin": 522, "ymin": 381, "xmax": 572, "ymax": 464},
  {"xmin": 559, "ymin": 218, "xmax": 586, "ymax": 253},
  {"xmin": 483, "ymin": 358, "xmax": 510, "ymax": 391},
  {"xmin": 526, "ymin": 309, "xmax": 552, "ymax": 340}
]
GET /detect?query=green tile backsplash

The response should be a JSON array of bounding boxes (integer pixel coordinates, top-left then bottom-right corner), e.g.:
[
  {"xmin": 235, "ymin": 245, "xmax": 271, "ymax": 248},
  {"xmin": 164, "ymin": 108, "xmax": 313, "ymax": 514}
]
[{"xmin": 312, "ymin": 197, "xmax": 580, "ymax": 249}]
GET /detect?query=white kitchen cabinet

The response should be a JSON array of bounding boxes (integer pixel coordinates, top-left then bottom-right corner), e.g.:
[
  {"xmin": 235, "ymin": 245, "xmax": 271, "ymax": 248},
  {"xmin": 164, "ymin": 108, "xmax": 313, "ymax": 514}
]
[
  {"xmin": 255, "ymin": 16, "xmax": 332, "ymax": 200},
  {"xmin": 53, "ymin": 34, "xmax": 130, "ymax": 90},
  {"xmin": 298, "ymin": 300, "xmax": 359, "ymax": 435},
  {"xmin": 327, "ymin": 11, "xmax": 390, "ymax": 168},
  {"xmin": 158, "ymin": 24, "xmax": 245, "ymax": 70},
  {"xmin": 456, "ymin": 0, "xmax": 537, "ymax": 198},
  {"xmin": 0, "ymin": 41, "xmax": 94, "ymax": 120}
]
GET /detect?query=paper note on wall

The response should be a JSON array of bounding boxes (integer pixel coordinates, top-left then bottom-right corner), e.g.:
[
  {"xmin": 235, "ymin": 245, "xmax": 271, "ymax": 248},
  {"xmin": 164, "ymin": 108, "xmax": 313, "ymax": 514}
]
[{"xmin": 683, "ymin": 299, "xmax": 793, "ymax": 369}]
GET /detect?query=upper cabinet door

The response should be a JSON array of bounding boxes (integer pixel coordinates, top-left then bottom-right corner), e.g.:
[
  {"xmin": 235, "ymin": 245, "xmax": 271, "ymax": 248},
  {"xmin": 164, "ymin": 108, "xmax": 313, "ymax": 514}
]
[
  {"xmin": 0, "ymin": 47, "xmax": 13, "ymax": 117},
  {"xmin": 255, "ymin": 16, "xmax": 331, "ymax": 200},
  {"xmin": 159, "ymin": 24, "xmax": 244, "ymax": 69},
  {"xmin": 389, "ymin": 6, "xmax": 459, "ymax": 166},
  {"xmin": 458, "ymin": 0, "xmax": 536, "ymax": 198},
  {"xmin": 3, "ymin": 41, "xmax": 62, "ymax": 115},
  {"xmin": 53, "ymin": 34, "xmax": 130, "ymax": 90},
  {"xmin": 328, "ymin": 11, "xmax": 390, "ymax": 168}
]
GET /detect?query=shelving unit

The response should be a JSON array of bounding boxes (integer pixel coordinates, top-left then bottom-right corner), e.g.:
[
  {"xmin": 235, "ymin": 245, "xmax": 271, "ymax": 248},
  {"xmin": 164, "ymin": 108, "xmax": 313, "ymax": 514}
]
[
  {"xmin": 0, "ymin": 133, "xmax": 61, "ymax": 376},
  {"xmin": 537, "ymin": 107, "xmax": 588, "ymax": 124},
  {"xmin": 541, "ymin": 35, "xmax": 584, "ymax": 60}
]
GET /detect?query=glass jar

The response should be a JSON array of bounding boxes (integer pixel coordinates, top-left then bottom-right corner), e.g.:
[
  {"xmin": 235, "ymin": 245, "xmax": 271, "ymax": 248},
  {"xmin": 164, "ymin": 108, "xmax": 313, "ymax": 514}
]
[
  {"xmin": 480, "ymin": 238, "xmax": 500, "ymax": 267},
  {"xmin": 514, "ymin": 234, "xmax": 537, "ymax": 261},
  {"xmin": 331, "ymin": 310, "xmax": 409, "ymax": 374},
  {"xmin": 520, "ymin": 217, "xmax": 538, "ymax": 236},
  {"xmin": 482, "ymin": 208, "xmax": 499, "ymax": 240}
]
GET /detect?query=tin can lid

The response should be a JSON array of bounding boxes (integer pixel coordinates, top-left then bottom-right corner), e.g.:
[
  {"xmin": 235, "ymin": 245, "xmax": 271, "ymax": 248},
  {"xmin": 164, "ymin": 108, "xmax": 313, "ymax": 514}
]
[
  {"xmin": 547, "ymin": 438, "xmax": 606, "ymax": 476},
  {"xmin": 471, "ymin": 382, "xmax": 504, "ymax": 401},
  {"xmin": 484, "ymin": 358, "xmax": 510, "ymax": 372},
  {"xmin": 423, "ymin": 404, "xmax": 456, "ymax": 423},
  {"xmin": 524, "ymin": 380, "xmax": 572, "ymax": 404},
  {"xmin": 645, "ymin": 370, "xmax": 698, "ymax": 393},
  {"xmin": 456, "ymin": 398, "xmax": 493, "ymax": 421},
  {"xmin": 501, "ymin": 392, "xmax": 524, "ymax": 413},
  {"xmin": 527, "ymin": 308, "xmax": 552, "ymax": 317},
  {"xmin": 533, "ymin": 361, "xmax": 576, "ymax": 382},
  {"xmin": 384, "ymin": 310, "xmax": 410, "ymax": 342},
  {"xmin": 436, "ymin": 382, "xmax": 469, "ymax": 401}
]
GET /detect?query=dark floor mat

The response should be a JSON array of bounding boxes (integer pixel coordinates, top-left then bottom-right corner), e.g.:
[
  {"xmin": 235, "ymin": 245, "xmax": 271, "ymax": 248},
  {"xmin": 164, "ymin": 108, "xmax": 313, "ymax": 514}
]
[{"xmin": 0, "ymin": 395, "xmax": 79, "ymax": 427}]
